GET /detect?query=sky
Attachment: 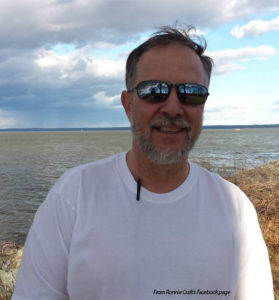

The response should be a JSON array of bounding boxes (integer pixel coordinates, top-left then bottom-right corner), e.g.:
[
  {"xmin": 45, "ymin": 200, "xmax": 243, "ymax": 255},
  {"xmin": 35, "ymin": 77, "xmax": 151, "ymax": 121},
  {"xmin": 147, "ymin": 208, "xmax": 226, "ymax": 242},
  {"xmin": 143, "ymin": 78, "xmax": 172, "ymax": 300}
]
[{"xmin": 0, "ymin": 0, "xmax": 279, "ymax": 128}]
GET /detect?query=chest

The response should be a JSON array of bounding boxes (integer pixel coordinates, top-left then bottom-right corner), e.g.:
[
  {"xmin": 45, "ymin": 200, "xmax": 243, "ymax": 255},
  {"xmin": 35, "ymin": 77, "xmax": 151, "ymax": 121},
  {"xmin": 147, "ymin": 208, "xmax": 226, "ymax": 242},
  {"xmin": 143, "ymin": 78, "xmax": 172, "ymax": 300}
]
[{"xmin": 67, "ymin": 199, "xmax": 239, "ymax": 299}]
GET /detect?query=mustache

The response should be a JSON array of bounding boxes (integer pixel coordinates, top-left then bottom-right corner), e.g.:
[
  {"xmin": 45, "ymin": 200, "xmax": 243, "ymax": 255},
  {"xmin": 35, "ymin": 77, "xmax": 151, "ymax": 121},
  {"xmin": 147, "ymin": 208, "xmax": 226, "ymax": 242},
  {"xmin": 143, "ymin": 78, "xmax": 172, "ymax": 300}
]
[{"xmin": 150, "ymin": 116, "xmax": 191, "ymax": 129}]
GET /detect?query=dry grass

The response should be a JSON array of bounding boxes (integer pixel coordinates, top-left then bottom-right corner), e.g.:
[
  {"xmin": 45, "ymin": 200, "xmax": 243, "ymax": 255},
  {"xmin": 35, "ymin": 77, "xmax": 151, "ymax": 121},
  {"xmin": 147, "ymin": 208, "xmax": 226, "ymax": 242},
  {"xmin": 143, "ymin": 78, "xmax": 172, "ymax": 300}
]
[
  {"xmin": 225, "ymin": 160, "xmax": 279, "ymax": 300},
  {"xmin": 0, "ymin": 241, "xmax": 23, "ymax": 300},
  {"xmin": 1, "ymin": 160, "xmax": 279, "ymax": 299}
]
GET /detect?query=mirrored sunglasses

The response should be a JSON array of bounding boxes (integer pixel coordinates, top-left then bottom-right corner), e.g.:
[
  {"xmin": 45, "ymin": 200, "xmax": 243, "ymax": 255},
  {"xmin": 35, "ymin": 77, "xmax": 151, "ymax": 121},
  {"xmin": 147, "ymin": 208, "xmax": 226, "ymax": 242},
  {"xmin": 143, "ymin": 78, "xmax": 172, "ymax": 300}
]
[{"xmin": 128, "ymin": 80, "xmax": 209, "ymax": 105}]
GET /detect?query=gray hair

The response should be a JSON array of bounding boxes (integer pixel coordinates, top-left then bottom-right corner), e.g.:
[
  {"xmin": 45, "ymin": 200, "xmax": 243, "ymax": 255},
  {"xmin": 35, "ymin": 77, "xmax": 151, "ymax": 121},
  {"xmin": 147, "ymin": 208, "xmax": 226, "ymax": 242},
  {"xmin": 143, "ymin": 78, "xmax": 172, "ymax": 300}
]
[{"xmin": 125, "ymin": 25, "xmax": 214, "ymax": 90}]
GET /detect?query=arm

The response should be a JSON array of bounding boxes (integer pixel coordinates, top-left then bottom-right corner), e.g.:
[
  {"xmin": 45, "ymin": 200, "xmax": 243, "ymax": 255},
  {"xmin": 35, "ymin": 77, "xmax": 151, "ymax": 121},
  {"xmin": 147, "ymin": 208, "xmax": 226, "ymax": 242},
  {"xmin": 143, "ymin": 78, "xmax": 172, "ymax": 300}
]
[
  {"xmin": 12, "ymin": 189, "xmax": 76, "ymax": 300},
  {"xmin": 235, "ymin": 196, "xmax": 274, "ymax": 300}
]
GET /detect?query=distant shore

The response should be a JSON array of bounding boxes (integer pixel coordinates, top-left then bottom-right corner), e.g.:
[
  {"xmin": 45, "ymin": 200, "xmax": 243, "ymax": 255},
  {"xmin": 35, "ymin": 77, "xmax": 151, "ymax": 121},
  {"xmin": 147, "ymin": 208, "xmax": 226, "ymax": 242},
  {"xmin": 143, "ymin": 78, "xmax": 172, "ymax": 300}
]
[{"xmin": 0, "ymin": 124, "xmax": 279, "ymax": 132}]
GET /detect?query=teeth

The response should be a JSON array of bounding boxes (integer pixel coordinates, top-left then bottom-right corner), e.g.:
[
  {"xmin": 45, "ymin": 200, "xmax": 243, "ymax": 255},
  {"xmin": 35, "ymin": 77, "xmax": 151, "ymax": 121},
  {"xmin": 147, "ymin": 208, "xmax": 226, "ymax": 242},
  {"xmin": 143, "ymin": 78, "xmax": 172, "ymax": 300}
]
[{"xmin": 159, "ymin": 127, "xmax": 181, "ymax": 133}]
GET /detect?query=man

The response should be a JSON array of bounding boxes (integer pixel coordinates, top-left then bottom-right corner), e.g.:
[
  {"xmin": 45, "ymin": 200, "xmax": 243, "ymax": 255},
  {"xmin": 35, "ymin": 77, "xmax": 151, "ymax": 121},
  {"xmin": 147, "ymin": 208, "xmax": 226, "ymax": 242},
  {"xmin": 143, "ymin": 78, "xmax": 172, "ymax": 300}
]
[{"xmin": 13, "ymin": 26, "xmax": 274, "ymax": 300}]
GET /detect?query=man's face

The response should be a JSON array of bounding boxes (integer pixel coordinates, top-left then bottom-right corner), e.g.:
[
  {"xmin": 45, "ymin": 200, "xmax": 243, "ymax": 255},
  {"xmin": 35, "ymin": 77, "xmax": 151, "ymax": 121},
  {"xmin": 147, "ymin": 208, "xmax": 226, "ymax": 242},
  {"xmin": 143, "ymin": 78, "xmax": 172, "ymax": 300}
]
[{"xmin": 124, "ymin": 43, "xmax": 208, "ymax": 165}]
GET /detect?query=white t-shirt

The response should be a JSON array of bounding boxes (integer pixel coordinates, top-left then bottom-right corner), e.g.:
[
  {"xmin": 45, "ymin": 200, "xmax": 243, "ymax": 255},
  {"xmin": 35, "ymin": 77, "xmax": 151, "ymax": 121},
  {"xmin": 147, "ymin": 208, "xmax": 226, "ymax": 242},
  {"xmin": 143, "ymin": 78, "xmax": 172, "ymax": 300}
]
[{"xmin": 12, "ymin": 152, "xmax": 274, "ymax": 300}]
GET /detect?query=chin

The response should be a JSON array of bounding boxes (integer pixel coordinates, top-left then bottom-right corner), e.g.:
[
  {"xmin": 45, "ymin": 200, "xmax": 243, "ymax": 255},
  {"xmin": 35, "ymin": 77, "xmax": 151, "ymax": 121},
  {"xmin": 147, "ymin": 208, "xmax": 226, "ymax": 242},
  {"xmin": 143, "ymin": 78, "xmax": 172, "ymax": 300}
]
[{"xmin": 144, "ymin": 146, "xmax": 189, "ymax": 165}]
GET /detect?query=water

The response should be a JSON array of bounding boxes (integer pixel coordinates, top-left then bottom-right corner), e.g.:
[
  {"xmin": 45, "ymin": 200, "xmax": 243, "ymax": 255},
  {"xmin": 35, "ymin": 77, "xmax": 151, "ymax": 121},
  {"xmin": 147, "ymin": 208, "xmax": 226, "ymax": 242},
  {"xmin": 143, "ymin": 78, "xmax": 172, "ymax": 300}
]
[
  {"xmin": 192, "ymin": 128, "xmax": 279, "ymax": 171},
  {"xmin": 0, "ymin": 128, "xmax": 278, "ymax": 244}
]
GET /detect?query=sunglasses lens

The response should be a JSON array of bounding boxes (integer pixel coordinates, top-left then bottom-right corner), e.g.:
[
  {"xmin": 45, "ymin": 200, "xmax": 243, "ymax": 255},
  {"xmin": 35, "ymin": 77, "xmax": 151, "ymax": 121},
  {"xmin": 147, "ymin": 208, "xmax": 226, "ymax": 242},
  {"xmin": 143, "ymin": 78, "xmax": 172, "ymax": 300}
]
[
  {"xmin": 135, "ymin": 81, "xmax": 208, "ymax": 104},
  {"xmin": 137, "ymin": 81, "xmax": 169, "ymax": 102},
  {"xmin": 177, "ymin": 84, "xmax": 208, "ymax": 105}
]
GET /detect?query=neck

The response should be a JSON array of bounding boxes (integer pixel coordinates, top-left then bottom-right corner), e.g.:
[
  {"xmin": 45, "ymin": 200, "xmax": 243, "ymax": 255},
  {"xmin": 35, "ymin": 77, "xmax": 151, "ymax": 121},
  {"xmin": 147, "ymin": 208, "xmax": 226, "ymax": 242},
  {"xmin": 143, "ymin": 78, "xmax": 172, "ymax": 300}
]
[{"xmin": 126, "ymin": 144, "xmax": 190, "ymax": 193}]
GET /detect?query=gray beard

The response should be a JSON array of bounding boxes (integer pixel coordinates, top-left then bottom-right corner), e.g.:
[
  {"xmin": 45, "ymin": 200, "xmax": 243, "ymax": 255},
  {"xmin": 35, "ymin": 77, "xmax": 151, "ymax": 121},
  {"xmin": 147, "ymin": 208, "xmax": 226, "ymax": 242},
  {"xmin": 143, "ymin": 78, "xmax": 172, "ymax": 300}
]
[{"xmin": 130, "ymin": 112, "xmax": 202, "ymax": 165}]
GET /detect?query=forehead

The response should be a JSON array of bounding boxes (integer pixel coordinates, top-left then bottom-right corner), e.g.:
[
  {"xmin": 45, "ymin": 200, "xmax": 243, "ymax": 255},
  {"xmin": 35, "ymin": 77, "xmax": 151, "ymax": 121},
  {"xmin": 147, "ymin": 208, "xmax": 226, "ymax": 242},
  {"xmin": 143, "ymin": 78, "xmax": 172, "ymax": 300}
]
[{"xmin": 135, "ymin": 43, "xmax": 208, "ymax": 86}]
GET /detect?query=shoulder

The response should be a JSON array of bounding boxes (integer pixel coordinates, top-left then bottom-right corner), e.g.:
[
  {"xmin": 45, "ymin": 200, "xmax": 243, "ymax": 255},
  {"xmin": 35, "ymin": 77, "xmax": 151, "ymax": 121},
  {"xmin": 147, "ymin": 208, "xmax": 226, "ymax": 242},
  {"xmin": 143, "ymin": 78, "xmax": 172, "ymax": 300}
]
[
  {"xmin": 190, "ymin": 162, "xmax": 254, "ymax": 217},
  {"xmin": 57, "ymin": 153, "xmax": 120, "ymax": 186},
  {"xmin": 48, "ymin": 152, "xmax": 123, "ymax": 205},
  {"xmin": 192, "ymin": 162, "xmax": 244, "ymax": 194}
]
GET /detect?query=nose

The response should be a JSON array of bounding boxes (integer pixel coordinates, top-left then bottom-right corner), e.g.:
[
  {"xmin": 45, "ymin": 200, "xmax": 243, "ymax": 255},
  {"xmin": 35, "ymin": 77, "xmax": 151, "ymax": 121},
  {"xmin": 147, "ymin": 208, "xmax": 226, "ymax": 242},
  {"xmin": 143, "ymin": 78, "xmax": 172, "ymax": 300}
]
[{"xmin": 159, "ymin": 86, "xmax": 184, "ymax": 117}]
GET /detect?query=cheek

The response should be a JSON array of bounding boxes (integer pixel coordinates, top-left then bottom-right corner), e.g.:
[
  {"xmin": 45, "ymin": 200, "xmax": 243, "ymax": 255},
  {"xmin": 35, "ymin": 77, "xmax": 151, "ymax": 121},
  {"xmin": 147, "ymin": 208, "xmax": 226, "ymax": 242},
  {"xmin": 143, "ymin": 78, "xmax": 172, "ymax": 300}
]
[
  {"xmin": 134, "ymin": 102, "xmax": 157, "ymax": 124},
  {"xmin": 131, "ymin": 104, "xmax": 149, "ymax": 130},
  {"xmin": 185, "ymin": 105, "xmax": 204, "ymax": 123}
]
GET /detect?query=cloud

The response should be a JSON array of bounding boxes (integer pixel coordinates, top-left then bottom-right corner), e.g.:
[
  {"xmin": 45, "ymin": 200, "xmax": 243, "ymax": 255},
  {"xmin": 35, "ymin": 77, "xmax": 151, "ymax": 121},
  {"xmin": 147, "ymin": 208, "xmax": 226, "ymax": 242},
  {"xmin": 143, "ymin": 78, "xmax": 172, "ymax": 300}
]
[
  {"xmin": 204, "ymin": 105, "xmax": 249, "ymax": 125},
  {"xmin": 204, "ymin": 92, "xmax": 279, "ymax": 125},
  {"xmin": 91, "ymin": 91, "xmax": 122, "ymax": 108},
  {"xmin": 86, "ymin": 58, "xmax": 125, "ymax": 79},
  {"xmin": 208, "ymin": 46, "xmax": 276, "ymax": 75},
  {"xmin": 269, "ymin": 100, "xmax": 279, "ymax": 111},
  {"xmin": 0, "ymin": 0, "xmax": 278, "ymax": 51},
  {"xmin": 0, "ymin": 53, "xmax": 39, "ymax": 86},
  {"xmin": 0, "ymin": 0, "xmax": 277, "ymax": 94},
  {"xmin": 0, "ymin": 0, "xmax": 278, "ymax": 128},
  {"xmin": 34, "ymin": 47, "xmax": 125, "ymax": 84},
  {"xmin": 0, "ymin": 42, "xmax": 126, "ymax": 117},
  {"xmin": 204, "ymin": 100, "xmax": 276, "ymax": 125},
  {"xmin": 231, "ymin": 15, "xmax": 279, "ymax": 39},
  {"xmin": 0, "ymin": 110, "xmax": 17, "ymax": 128}
]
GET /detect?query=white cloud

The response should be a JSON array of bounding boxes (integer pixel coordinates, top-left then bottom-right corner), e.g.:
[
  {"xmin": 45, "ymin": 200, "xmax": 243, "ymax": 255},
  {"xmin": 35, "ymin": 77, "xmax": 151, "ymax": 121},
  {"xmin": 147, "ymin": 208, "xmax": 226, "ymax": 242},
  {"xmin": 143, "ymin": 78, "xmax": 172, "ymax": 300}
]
[
  {"xmin": 208, "ymin": 46, "xmax": 276, "ymax": 75},
  {"xmin": 86, "ymin": 59, "xmax": 124, "ymax": 79},
  {"xmin": 204, "ymin": 93, "xmax": 279, "ymax": 125},
  {"xmin": 1, "ymin": 0, "xmax": 278, "ymax": 50},
  {"xmin": 269, "ymin": 100, "xmax": 279, "ymax": 111},
  {"xmin": 91, "ymin": 91, "xmax": 121, "ymax": 108},
  {"xmin": 94, "ymin": 42, "xmax": 117, "ymax": 49},
  {"xmin": 35, "ymin": 49, "xmax": 85, "ymax": 82},
  {"xmin": 34, "ymin": 47, "xmax": 125, "ymax": 83},
  {"xmin": 0, "ymin": 110, "xmax": 17, "ymax": 128},
  {"xmin": 34, "ymin": 43, "xmax": 276, "ymax": 85},
  {"xmin": 0, "ymin": 0, "xmax": 278, "ymax": 127},
  {"xmin": 231, "ymin": 15, "xmax": 279, "ymax": 39},
  {"xmin": 205, "ymin": 107, "xmax": 279, "ymax": 125},
  {"xmin": 205, "ymin": 101, "xmax": 259, "ymax": 125}
]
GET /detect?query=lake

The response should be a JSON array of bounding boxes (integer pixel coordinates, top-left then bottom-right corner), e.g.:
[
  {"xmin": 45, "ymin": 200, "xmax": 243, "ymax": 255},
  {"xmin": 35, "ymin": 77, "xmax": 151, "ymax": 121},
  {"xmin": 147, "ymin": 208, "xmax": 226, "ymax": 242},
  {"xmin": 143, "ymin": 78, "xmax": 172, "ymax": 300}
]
[{"xmin": 0, "ymin": 128, "xmax": 278, "ymax": 244}]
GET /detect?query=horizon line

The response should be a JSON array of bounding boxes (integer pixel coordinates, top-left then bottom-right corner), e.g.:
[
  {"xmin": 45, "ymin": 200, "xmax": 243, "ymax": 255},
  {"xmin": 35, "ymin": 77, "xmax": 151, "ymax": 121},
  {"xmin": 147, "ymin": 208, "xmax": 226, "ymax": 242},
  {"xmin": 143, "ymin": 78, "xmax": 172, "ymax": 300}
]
[{"xmin": 0, "ymin": 124, "xmax": 279, "ymax": 131}]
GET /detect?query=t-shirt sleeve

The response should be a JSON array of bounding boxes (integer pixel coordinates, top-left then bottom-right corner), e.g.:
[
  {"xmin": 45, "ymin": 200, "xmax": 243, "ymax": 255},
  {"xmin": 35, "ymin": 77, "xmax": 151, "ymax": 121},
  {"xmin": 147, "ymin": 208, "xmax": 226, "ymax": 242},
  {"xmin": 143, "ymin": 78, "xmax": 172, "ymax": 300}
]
[
  {"xmin": 12, "ymin": 188, "xmax": 76, "ymax": 300},
  {"xmin": 235, "ymin": 194, "xmax": 274, "ymax": 300}
]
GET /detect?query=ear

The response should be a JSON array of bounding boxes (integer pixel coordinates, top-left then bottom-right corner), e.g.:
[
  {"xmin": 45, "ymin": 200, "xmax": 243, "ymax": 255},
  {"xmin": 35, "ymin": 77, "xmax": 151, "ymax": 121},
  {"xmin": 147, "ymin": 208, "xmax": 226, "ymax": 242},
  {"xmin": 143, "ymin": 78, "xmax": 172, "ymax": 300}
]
[{"xmin": 121, "ymin": 91, "xmax": 132, "ymax": 122}]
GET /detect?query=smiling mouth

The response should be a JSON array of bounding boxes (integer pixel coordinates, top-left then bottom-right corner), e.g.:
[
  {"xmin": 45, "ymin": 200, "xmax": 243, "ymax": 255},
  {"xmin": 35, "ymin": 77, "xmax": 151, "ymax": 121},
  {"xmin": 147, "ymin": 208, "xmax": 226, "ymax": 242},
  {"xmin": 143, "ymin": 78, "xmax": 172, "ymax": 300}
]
[{"xmin": 154, "ymin": 126, "xmax": 185, "ymax": 134}]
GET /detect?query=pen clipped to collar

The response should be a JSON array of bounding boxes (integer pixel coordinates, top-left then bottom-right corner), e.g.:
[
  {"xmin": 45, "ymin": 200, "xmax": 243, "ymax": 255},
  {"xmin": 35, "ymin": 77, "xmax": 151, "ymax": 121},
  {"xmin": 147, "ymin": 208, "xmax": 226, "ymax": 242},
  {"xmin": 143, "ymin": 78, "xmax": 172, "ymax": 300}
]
[{"xmin": 136, "ymin": 178, "xmax": 141, "ymax": 201}]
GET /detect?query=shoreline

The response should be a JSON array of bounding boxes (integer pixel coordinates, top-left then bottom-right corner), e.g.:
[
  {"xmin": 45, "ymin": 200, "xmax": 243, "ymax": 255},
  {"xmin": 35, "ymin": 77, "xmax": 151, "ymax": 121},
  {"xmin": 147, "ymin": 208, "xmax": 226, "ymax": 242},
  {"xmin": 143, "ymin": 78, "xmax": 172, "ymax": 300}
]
[{"xmin": 1, "ymin": 124, "xmax": 279, "ymax": 132}]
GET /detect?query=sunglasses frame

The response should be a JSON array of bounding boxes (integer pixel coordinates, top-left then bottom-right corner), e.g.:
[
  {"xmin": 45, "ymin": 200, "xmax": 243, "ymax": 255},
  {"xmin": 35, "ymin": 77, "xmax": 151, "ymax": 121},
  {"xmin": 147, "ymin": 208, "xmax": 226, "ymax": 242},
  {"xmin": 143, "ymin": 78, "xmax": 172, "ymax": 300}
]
[{"xmin": 128, "ymin": 80, "xmax": 209, "ymax": 105}]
